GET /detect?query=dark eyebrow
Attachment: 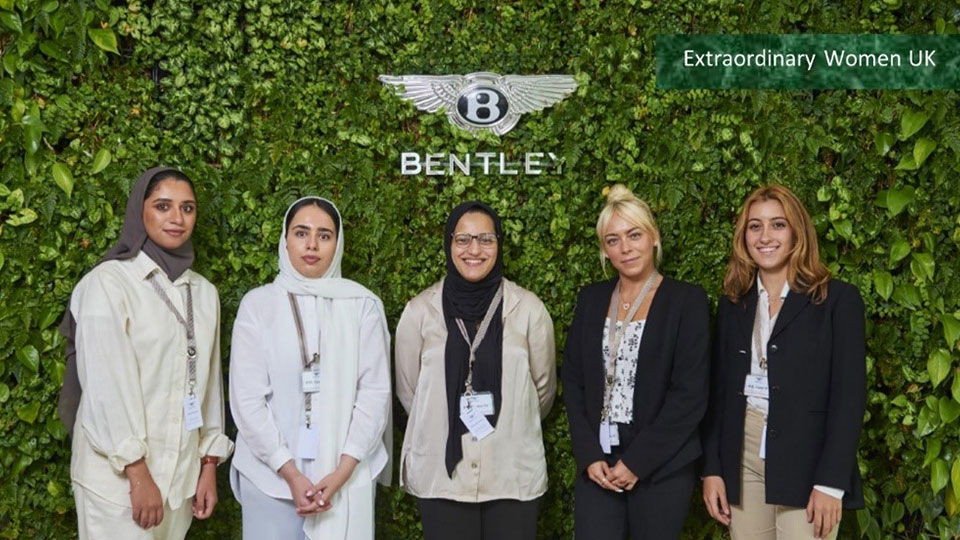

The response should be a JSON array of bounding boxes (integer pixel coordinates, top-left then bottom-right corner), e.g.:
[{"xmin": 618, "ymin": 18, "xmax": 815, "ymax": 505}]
[
  {"xmin": 292, "ymin": 225, "xmax": 335, "ymax": 234},
  {"xmin": 151, "ymin": 198, "xmax": 196, "ymax": 204}
]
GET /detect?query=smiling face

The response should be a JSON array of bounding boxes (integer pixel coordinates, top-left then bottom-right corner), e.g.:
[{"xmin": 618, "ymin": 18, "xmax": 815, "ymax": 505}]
[
  {"xmin": 450, "ymin": 211, "xmax": 498, "ymax": 283},
  {"xmin": 745, "ymin": 199, "xmax": 794, "ymax": 276},
  {"xmin": 142, "ymin": 179, "xmax": 197, "ymax": 250},
  {"xmin": 285, "ymin": 204, "xmax": 337, "ymax": 278},
  {"xmin": 602, "ymin": 212, "xmax": 658, "ymax": 280}
]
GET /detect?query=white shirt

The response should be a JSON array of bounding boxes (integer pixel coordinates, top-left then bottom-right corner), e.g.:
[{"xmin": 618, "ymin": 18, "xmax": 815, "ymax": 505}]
[
  {"xmin": 750, "ymin": 276, "xmax": 843, "ymax": 500},
  {"xmin": 229, "ymin": 283, "xmax": 391, "ymax": 499},
  {"xmin": 69, "ymin": 252, "xmax": 234, "ymax": 508},
  {"xmin": 602, "ymin": 319, "xmax": 645, "ymax": 423}
]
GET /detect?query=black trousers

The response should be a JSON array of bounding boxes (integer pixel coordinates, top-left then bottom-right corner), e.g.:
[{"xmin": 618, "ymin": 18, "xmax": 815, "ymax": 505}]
[
  {"xmin": 417, "ymin": 497, "xmax": 540, "ymax": 540},
  {"xmin": 573, "ymin": 422, "xmax": 695, "ymax": 540}
]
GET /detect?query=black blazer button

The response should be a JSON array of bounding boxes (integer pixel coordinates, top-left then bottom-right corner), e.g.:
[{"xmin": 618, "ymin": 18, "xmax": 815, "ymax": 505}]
[
  {"xmin": 767, "ymin": 428, "xmax": 778, "ymax": 439},
  {"xmin": 771, "ymin": 385, "xmax": 780, "ymax": 393},
  {"xmin": 770, "ymin": 344, "xmax": 778, "ymax": 352}
]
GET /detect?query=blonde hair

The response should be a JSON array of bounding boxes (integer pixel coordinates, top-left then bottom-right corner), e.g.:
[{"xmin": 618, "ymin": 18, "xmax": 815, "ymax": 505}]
[
  {"xmin": 595, "ymin": 184, "xmax": 662, "ymax": 270},
  {"xmin": 723, "ymin": 184, "xmax": 831, "ymax": 304}
]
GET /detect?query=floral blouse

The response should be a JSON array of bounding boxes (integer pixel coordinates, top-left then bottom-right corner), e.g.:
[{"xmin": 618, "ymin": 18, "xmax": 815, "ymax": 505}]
[{"xmin": 602, "ymin": 318, "xmax": 645, "ymax": 423}]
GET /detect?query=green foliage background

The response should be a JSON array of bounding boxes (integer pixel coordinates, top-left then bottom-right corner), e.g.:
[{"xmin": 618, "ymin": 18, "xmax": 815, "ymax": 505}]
[{"xmin": 1, "ymin": 0, "xmax": 959, "ymax": 538}]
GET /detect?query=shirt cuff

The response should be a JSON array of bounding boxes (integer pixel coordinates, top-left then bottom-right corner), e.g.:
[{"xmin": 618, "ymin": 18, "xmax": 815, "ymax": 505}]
[
  {"xmin": 813, "ymin": 485, "xmax": 844, "ymax": 500},
  {"xmin": 198, "ymin": 433, "xmax": 235, "ymax": 461},
  {"xmin": 267, "ymin": 446, "xmax": 295, "ymax": 473},
  {"xmin": 340, "ymin": 441, "xmax": 366, "ymax": 464},
  {"xmin": 108, "ymin": 437, "xmax": 149, "ymax": 474}
]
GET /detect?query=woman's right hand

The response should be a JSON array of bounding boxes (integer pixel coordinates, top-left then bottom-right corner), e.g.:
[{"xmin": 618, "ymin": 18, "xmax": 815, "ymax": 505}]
[
  {"xmin": 278, "ymin": 460, "xmax": 321, "ymax": 515},
  {"xmin": 587, "ymin": 460, "xmax": 622, "ymax": 492},
  {"xmin": 702, "ymin": 475, "xmax": 731, "ymax": 525},
  {"xmin": 125, "ymin": 459, "xmax": 164, "ymax": 529}
]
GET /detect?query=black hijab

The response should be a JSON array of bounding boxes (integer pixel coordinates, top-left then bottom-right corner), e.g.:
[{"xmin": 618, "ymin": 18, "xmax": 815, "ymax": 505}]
[
  {"xmin": 442, "ymin": 201, "xmax": 505, "ymax": 476},
  {"xmin": 57, "ymin": 166, "xmax": 196, "ymax": 434}
]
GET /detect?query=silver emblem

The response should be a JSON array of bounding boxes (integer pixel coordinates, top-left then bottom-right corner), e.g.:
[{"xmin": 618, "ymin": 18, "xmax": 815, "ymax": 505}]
[{"xmin": 379, "ymin": 72, "xmax": 577, "ymax": 135}]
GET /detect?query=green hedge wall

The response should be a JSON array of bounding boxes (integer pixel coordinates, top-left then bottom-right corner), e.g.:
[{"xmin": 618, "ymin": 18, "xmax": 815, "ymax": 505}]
[{"xmin": 2, "ymin": 0, "xmax": 960, "ymax": 538}]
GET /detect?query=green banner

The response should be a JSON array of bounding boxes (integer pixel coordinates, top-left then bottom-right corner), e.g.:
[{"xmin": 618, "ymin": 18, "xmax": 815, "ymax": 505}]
[{"xmin": 656, "ymin": 34, "xmax": 960, "ymax": 89}]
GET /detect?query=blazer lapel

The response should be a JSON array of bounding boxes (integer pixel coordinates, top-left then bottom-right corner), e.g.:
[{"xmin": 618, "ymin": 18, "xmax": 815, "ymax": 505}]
[
  {"xmin": 634, "ymin": 278, "xmax": 669, "ymax": 367},
  {"xmin": 735, "ymin": 287, "xmax": 758, "ymax": 346},
  {"xmin": 770, "ymin": 290, "xmax": 810, "ymax": 340},
  {"xmin": 588, "ymin": 279, "xmax": 618, "ymax": 371}
]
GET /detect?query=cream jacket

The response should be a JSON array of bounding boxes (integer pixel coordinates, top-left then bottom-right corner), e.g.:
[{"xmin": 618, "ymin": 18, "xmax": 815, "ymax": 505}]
[{"xmin": 395, "ymin": 278, "xmax": 556, "ymax": 502}]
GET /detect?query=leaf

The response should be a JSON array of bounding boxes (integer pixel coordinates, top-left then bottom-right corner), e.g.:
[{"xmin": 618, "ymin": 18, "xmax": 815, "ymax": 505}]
[
  {"xmin": 0, "ymin": 0, "xmax": 13, "ymax": 10},
  {"xmin": 873, "ymin": 271, "xmax": 893, "ymax": 300},
  {"xmin": 90, "ymin": 148, "xmax": 111, "ymax": 174},
  {"xmin": 942, "ymin": 314, "xmax": 960, "ymax": 350},
  {"xmin": 46, "ymin": 480, "xmax": 62, "ymax": 497},
  {"xmin": 16, "ymin": 401, "xmax": 40, "ymax": 424},
  {"xmin": 0, "ymin": 251, "xmax": 4, "ymax": 271},
  {"xmin": 0, "ymin": 382, "xmax": 8, "ymax": 403},
  {"xmin": 901, "ymin": 110, "xmax": 929, "ymax": 140},
  {"xmin": 948, "ymin": 485, "xmax": 959, "ymax": 517},
  {"xmin": 926, "ymin": 438, "xmax": 943, "ymax": 467},
  {"xmin": 953, "ymin": 457, "xmax": 960, "ymax": 501},
  {"xmin": 0, "ymin": 11, "xmax": 22, "ymax": 34},
  {"xmin": 88, "ymin": 28, "xmax": 119, "ymax": 54},
  {"xmin": 6, "ymin": 207, "xmax": 38, "ymax": 226},
  {"xmin": 912, "ymin": 252, "xmax": 935, "ymax": 281},
  {"xmin": 16, "ymin": 345, "xmax": 39, "ymax": 373},
  {"xmin": 941, "ymin": 396, "xmax": 960, "ymax": 423},
  {"xmin": 889, "ymin": 239, "xmax": 911, "ymax": 265},
  {"xmin": 874, "ymin": 132, "xmax": 895, "ymax": 155},
  {"xmin": 929, "ymin": 349, "xmax": 952, "ymax": 388},
  {"xmin": 933, "ymin": 458, "xmax": 950, "ymax": 493},
  {"xmin": 914, "ymin": 137, "xmax": 937, "ymax": 166},
  {"xmin": 52, "ymin": 162, "xmax": 74, "ymax": 197},
  {"xmin": 918, "ymin": 404, "xmax": 939, "ymax": 436},
  {"xmin": 887, "ymin": 187, "xmax": 915, "ymax": 215}
]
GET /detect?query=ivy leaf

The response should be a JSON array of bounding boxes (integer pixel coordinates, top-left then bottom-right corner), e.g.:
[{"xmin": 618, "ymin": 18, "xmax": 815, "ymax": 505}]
[
  {"xmin": 886, "ymin": 187, "xmax": 915, "ymax": 216},
  {"xmin": 948, "ymin": 486, "xmax": 959, "ymax": 517},
  {"xmin": 52, "ymin": 162, "xmax": 74, "ymax": 197},
  {"xmin": 929, "ymin": 349, "xmax": 952, "ymax": 388},
  {"xmin": 901, "ymin": 110, "xmax": 929, "ymax": 140},
  {"xmin": 911, "ymin": 252, "xmax": 935, "ymax": 282},
  {"xmin": 952, "ymin": 457, "xmax": 960, "ymax": 500},
  {"xmin": 918, "ymin": 404, "xmax": 939, "ymax": 436},
  {"xmin": 6, "ymin": 207, "xmax": 38, "ymax": 226},
  {"xmin": 925, "ymin": 438, "xmax": 943, "ymax": 468},
  {"xmin": 889, "ymin": 239, "xmax": 911, "ymax": 267},
  {"xmin": 16, "ymin": 345, "xmax": 39, "ymax": 373},
  {"xmin": 940, "ymin": 396, "xmax": 960, "ymax": 424},
  {"xmin": 0, "ymin": 11, "xmax": 22, "ymax": 34},
  {"xmin": 933, "ymin": 459, "xmax": 950, "ymax": 494},
  {"xmin": 88, "ymin": 28, "xmax": 119, "ymax": 54},
  {"xmin": 0, "ymin": 382, "xmax": 8, "ymax": 403},
  {"xmin": 895, "ymin": 154, "xmax": 917, "ymax": 170},
  {"xmin": 90, "ymin": 148, "xmax": 111, "ymax": 174},
  {"xmin": 873, "ymin": 271, "xmax": 893, "ymax": 300},
  {"xmin": 16, "ymin": 401, "xmax": 40, "ymax": 424},
  {"xmin": 914, "ymin": 137, "xmax": 937, "ymax": 167},
  {"xmin": 874, "ymin": 132, "xmax": 895, "ymax": 155},
  {"xmin": 941, "ymin": 314, "xmax": 960, "ymax": 350}
]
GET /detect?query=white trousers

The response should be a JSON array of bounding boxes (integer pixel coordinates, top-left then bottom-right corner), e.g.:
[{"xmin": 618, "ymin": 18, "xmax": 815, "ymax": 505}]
[
  {"xmin": 236, "ymin": 472, "xmax": 307, "ymax": 540},
  {"xmin": 74, "ymin": 482, "xmax": 192, "ymax": 540}
]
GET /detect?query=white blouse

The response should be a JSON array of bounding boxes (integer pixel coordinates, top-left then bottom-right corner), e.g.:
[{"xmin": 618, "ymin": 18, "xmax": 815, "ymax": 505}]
[
  {"xmin": 229, "ymin": 283, "xmax": 390, "ymax": 499},
  {"xmin": 69, "ymin": 251, "xmax": 234, "ymax": 509},
  {"xmin": 602, "ymin": 318, "xmax": 646, "ymax": 424}
]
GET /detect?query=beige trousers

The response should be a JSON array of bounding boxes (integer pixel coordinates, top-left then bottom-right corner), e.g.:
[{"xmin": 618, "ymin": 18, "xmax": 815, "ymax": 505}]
[
  {"xmin": 729, "ymin": 408, "xmax": 839, "ymax": 540},
  {"xmin": 74, "ymin": 482, "xmax": 193, "ymax": 540}
]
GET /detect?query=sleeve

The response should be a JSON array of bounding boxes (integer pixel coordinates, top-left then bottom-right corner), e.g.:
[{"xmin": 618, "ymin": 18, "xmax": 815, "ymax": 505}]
[
  {"xmin": 621, "ymin": 286, "xmax": 711, "ymax": 481},
  {"xmin": 229, "ymin": 294, "xmax": 294, "ymax": 472},
  {"xmin": 700, "ymin": 298, "xmax": 729, "ymax": 477},
  {"xmin": 813, "ymin": 485, "xmax": 844, "ymax": 499},
  {"xmin": 394, "ymin": 300, "xmax": 423, "ymax": 414},
  {"xmin": 813, "ymin": 284, "xmax": 866, "ymax": 491},
  {"xmin": 562, "ymin": 289, "xmax": 605, "ymax": 474},
  {"xmin": 342, "ymin": 299, "xmax": 392, "ymax": 462},
  {"xmin": 526, "ymin": 297, "xmax": 557, "ymax": 419},
  {"xmin": 74, "ymin": 272, "xmax": 149, "ymax": 473},
  {"xmin": 198, "ymin": 293, "xmax": 235, "ymax": 460}
]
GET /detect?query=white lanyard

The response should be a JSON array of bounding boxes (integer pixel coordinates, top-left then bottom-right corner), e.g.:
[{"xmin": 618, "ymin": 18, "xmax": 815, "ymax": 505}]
[
  {"xmin": 147, "ymin": 273, "xmax": 198, "ymax": 396},
  {"xmin": 288, "ymin": 293, "xmax": 321, "ymax": 428},
  {"xmin": 455, "ymin": 282, "xmax": 504, "ymax": 396}
]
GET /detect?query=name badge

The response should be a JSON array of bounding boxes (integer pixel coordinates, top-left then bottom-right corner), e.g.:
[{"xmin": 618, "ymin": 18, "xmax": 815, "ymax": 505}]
[
  {"xmin": 460, "ymin": 408, "xmax": 494, "ymax": 440},
  {"xmin": 759, "ymin": 422, "xmax": 767, "ymax": 460},
  {"xmin": 743, "ymin": 374, "xmax": 770, "ymax": 399},
  {"xmin": 297, "ymin": 425, "xmax": 319, "ymax": 460},
  {"xmin": 183, "ymin": 395, "xmax": 204, "ymax": 431},
  {"xmin": 302, "ymin": 370, "xmax": 322, "ymax": 393},
  {"xmin": 459, "ymin": 392, "xmax": 495, "ymax": 416},
  {"xmin": 599, "ymin": 420, "xmax": 619, "ymax": 454}
]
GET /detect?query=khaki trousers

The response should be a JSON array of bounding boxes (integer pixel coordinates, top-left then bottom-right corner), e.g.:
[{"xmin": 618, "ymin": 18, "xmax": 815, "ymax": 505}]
[
  {"xmin": 74, "ymin": 482, "xmax": 193, "ymax": 540},
  {"xmin": 729, "ymin": 408, "xmax": 839, "ymax": 540}
]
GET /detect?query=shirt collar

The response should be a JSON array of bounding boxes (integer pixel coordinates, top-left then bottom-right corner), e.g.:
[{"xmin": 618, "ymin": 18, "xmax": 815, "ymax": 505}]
[
  {"xmin": 756, "ymin": 274, "xmax": 789, "ymax": 300},
  {"xmin": 131, "ymin": 251, "xmax": 195, "ymax": 286}
]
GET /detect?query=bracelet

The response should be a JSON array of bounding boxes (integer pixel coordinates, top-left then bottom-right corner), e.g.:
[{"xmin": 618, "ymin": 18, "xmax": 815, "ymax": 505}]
[{"xmin": 200, "ymin": 456, "xmax": 219, "ymax": 467}]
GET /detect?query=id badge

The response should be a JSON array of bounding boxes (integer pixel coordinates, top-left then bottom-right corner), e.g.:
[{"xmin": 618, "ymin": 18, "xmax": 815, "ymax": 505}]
[
  {"xmin": 759, "ymin": 422, "xmax": 767, "ymax": 460},
  {"xmin": 459, "ymin": 392, "xmax": 495, "ymax": 416},
  {"xmin": 183, "ymin": 395, "xmax": 204, "ymax": 431},
  {"xmin": 599, "ymin": 421, "xmax": 612, "ymax": 454},
  {"xmin": 460, "ymin": 408, "xmax": 494, "ymax": 440},
  {"xmin": 302, "ymin": 370, "xmax": 322, "ymax": 393},
  {"xmin": 743, "ymin": 374, "xmax": 770, "ymax": 399},
  {"xmin": 297, "ymin": 425, "xmax": 319, "ymax": 460}
]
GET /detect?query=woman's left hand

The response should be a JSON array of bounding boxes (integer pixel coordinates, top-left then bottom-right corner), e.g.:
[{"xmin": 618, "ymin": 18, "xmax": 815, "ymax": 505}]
[
  {"xmin": 606, "ymin": 460, "xmax": 639, "ymax": 491},
  {"xmin": 309, "ymin": 455, "xmax": 359, "ymax": 513},
  {"xmin": 192, "ymin": 463, "xmax": 218, "ymax": 519},
  {"xmin": 806, "ymin": 488, "xmax": 842, "ymax": 538}
]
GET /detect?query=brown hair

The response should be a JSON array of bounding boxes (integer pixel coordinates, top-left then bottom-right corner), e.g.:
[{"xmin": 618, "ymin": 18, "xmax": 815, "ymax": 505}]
[{"xmin": 722, "ymin": 184, "xmax": 831, "ymax": 304}]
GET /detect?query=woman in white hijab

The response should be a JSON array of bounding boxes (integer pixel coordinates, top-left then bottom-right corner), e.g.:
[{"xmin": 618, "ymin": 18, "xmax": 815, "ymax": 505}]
[{"xmin": 229, "ymin": 197, "xmax": 391, "ymax": 540}]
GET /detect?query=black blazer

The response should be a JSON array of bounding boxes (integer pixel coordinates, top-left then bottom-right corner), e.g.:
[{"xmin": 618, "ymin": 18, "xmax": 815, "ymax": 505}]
[
  {"xmin": 563, "ymin": 276, "xmax": 710, "ymax": 482},
  {"xmin": 701, "ymin": 279, "xmax": 866, "ymax": 509}
]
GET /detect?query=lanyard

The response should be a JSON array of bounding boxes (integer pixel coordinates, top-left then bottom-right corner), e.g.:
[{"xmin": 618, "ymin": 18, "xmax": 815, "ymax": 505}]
[
  {"xmin": 455, "ymin": 282, "xmax": 504, "ymax": 396},
  {"xmin": 601, "ymin": 272, "xmax": 658, "ymax": 422},
  {"xmin": 147, "ymin": 273, "xmax": 198, "ymax": 397},
  {"xmin": 288, "ymin": 293, "xmax": 321, "ymax": 428}
]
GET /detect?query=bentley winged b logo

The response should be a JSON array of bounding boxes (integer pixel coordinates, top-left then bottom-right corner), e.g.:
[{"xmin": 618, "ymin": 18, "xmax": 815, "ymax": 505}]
[{"xmin": 379, "ymin": 72, "xmax": 577, "ymax": 136}]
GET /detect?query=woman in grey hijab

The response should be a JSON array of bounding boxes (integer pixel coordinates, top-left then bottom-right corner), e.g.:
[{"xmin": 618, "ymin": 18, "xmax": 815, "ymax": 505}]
[{"xmin": 60, "ymin": 167, "xmax": 233, "ymax": 540}]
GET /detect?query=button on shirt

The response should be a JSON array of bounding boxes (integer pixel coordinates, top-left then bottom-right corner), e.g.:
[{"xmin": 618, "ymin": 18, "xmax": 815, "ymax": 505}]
[{"xmin": 69, "ymin": 252, "xmax": 234, "ymax": 508}]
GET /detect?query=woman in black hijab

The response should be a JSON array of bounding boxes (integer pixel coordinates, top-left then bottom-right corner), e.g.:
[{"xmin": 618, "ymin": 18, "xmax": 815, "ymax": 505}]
[
  {"xmin": 395, "ymin": 202, "xmax": 557, "ymax": 540},
  {"xmin": 60, "ymin": 167, "xmax": 233, "ymax": 540}
]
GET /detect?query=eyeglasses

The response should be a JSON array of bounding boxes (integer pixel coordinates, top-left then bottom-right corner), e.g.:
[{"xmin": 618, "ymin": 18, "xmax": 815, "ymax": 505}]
[{"xmin": 452, "ymin": 232, "xmax": 498, "ymax": 248}]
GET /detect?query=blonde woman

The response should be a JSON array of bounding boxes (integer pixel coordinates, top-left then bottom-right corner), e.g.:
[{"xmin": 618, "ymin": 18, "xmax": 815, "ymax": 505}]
[
  {"xmin": 701, "ymin": 185, "xmax": 865, "ymax": 540},
  {"xmin": 563, "ymin": 184, "xmax": 710, "ymax": 539}
]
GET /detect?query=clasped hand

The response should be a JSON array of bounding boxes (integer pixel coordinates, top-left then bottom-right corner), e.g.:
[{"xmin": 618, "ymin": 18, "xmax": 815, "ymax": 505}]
[{"xmin": 587, "ymin": 459, "xmax": 638, "ymax": 492}]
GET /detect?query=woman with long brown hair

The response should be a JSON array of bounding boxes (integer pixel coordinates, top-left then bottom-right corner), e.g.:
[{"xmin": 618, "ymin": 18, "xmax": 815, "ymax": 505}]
[{"xmin": 702, "ymin": 185, "xmax": 866, "ymax": 540}]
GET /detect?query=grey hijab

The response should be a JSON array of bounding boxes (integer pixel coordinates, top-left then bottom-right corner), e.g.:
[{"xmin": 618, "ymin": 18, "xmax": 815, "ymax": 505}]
[{"xmin": 57, "ymin": 166, "xmax": 196, "ymax": 435}]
